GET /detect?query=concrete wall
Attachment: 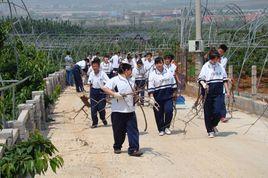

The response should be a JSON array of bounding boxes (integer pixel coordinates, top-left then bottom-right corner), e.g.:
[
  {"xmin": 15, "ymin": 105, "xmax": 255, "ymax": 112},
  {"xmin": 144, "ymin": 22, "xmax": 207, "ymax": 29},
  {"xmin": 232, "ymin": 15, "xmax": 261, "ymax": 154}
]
[
  {"xmin": 184, "ymin": 82, "xmax": 268, "ymax": 118},
  {"xmin": 0, "ymin": 70, "xmax": 66, "ymax": 158}
]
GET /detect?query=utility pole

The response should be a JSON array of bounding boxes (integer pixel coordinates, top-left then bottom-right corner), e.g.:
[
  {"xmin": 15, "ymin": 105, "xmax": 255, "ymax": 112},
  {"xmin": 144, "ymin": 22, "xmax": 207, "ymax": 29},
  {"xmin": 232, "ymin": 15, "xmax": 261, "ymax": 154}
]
[{"xmin": 195, "ymin": 0, "xmax": 203, "ymax": 76}]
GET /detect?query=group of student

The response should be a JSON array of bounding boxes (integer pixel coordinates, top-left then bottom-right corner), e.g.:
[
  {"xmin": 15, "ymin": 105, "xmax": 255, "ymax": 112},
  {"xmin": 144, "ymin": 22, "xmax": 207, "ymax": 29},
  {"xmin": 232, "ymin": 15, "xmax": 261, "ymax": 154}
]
[{"xmin": 64, "ymin": 44, "xmax": 229, "ymax": 156}]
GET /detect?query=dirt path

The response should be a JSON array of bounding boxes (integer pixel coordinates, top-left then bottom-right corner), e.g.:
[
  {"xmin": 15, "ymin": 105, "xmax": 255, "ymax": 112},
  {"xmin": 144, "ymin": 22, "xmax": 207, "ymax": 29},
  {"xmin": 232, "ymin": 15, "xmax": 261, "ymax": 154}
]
[{"xmin": 37, "ymin": 86, "xmax": 268, "ymax": 178}]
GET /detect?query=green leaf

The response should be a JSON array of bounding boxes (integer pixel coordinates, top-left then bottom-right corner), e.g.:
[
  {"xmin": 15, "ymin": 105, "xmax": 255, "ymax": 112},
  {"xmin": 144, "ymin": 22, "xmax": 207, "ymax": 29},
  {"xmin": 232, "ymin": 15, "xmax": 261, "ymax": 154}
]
[{"xmin": 50, "ymin": 159, "xmax": 57, "ymax": 173}]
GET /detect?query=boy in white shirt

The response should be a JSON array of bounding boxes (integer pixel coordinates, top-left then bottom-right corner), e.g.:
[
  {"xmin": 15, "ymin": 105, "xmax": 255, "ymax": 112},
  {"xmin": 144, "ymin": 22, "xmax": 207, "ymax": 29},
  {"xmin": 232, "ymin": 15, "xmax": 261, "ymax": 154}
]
[
  {"xmin": 132, "ymin": 59, "xmax": 147, "ymax": 105},
  {"xmin": 110, "ymin": 52, "xmax": 121, "ymax": 77},
  {"xmin": 88, "ymin": 58, "xmax": 110, "ymax": 128},
  {"xmin": 218, "ymin": 44, "xmax": 229, "ymax": 123},
  {"xmin": 101, "ymin": 63, "xmax": 143, "ymax": 157},
  {"xmin": 73, "ymin": 58, "xmax": 90, "ymax": 92},
  {"xmin": 100, "ymin": 55, "xmax": 113, "ymax": 78}
]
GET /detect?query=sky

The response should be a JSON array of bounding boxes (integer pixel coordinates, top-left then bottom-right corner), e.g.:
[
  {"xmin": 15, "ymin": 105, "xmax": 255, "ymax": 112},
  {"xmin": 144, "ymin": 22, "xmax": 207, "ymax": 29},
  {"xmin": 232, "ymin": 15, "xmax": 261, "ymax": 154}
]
[{"xmin": 22, "ymin": 0, "xmax": 267, "ymax": 11}]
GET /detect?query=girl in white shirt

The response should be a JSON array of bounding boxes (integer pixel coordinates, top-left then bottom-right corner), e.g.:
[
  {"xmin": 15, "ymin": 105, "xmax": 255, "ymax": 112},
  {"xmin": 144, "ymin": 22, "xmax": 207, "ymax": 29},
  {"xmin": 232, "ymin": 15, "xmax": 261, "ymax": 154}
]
[{"xmin": 198, "ymin": 50, "xmax": 230, "ymax": 138}]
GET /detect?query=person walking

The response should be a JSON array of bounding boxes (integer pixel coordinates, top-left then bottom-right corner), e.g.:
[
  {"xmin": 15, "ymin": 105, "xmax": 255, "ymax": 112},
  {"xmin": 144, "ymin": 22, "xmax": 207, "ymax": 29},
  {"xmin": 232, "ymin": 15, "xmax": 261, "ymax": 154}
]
[
  {"xmin": 73, "ymin": 58, "xmax": 89, "ymax": 92},
  {"xmin": 64, "ymin": 51, "xmax": 74, "ymax": 86},
  {"xmin": 218, "ymin": 44, "xmax": 229, "ymax": 123},
  {"xmin": 101, "ymin": 63, "xmax": 143, "ymax": 157},
  {"xmin": 100, "ymin": 54, "xmax": 113, "ymax": 78},
  {"xmin": 198, "ymin": 49, "xmax": 230, "ymax": 138},
  {"xmin": 132, "ymin": 59, "xmax": 147, "ymax": 105},
  {"xmin": 148, "ymin": 57, "xmax": 177, "ymax": 136},
  {"xmin": 88, "ymin": 58, "xmax": 110, "ymax": 128},
  {"xmin": 110, "ymin": 52, "xmax": 121, "ymax": 77}
]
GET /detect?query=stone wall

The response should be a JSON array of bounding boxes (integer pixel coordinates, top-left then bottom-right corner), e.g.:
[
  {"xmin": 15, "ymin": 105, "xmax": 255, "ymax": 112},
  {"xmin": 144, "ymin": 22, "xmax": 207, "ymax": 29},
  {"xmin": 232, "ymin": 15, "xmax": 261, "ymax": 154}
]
[{"xmin": 0, "ymin": 70, "xmax": 66, "ymax": 158}]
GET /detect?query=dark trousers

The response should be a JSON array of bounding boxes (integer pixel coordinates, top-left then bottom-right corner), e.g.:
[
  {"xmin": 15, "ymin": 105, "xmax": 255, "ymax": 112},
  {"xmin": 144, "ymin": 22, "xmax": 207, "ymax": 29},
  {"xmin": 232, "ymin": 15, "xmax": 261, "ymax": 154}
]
[
  {"xmin": 90, "ymin": 88, "xmax": 106, "ymax": 126},
  {"xmin": 106, "ymin": 72, "xmax": 112, "ymax": 79},
  {"xmin": 73, "ymin": 65, "xmax": 84, "ymax": 92},
  {"xmin": 111, "ymin": 112, "xmax": 139, "ymax": 154},
  {"xmin": 153, "ymin": 99, "xmax": 173, "ymax": 132},
  {"xmin": 66, "ymin": 69, "xmax": 73, "ymax": 86},
  {"xmin": 135, "ymin": 80, "xmax": 146, "ymax": 104},
  {"xmin": 204, "ymin": 94, "xmax": 224, "ymax": 133},
  {"xmin": 221, "ymin": 94, "xmax": 227, "ymax": 118}
]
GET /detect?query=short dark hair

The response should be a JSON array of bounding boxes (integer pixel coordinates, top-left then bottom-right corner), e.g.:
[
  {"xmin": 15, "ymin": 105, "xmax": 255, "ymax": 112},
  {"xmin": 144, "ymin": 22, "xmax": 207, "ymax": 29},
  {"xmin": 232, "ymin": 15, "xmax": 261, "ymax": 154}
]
[
  {"xmin": 127, "ymin": 54, "xmax": 132, "ymax": 60},
  {"xmin": 164, "ymin": 54, "xmax": 174, "ymax": 60},
  {"xmin": 208, "ymin": 49, "xmax": 220, "ymax": 60},
  {"xmin": 96, "ymin": 52, "xmax": 100, "ymax": 55},
  {"xmin": 91, "ymin": 57, "xmax": 100, "ymax": 65},
  {"xmin": 154, "ymin": 57, "xmax": 164, "ymax": 64},
  {"xmin": 66, "ymin": 51, "xmax": 71, "ymax": 55},
  {"xmin": 118, "ymin": 63, "xmax": 132, "ymax": 74},
  {"xmin": 137, "ymin": 59, "xmax": 143, "ymax": 65},
  {"xmin": 84, "ymin": 58, "xmax": 90, "ymax": 63},
  {"xmin": 146, "ymin": 52, "xmax": 152, "ymax": 57},
  {"xmin": 219, "ymin": 44, "xmax": 228, "ymax": 52},
  {"xmin": 103, "ymin": 54, "xmax": 110, "ymax": 58}
]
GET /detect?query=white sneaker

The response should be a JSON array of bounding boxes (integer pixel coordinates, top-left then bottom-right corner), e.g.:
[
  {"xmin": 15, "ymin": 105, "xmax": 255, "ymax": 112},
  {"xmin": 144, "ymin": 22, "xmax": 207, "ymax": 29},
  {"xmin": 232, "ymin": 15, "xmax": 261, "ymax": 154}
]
[
  {"xmin": 165, "ymin": 128, "xmax": 171, "ymax": 135},
  {"xmin": 159, "ymin": 131, "xmax": 165, "ymax": 136},
  {"xmin": 208, "ymin": 132, "xmax": 215, "ymax": 138},
  {"xmin": 213, "ymin": 127, "xmax": 219, "ymax": 135}
]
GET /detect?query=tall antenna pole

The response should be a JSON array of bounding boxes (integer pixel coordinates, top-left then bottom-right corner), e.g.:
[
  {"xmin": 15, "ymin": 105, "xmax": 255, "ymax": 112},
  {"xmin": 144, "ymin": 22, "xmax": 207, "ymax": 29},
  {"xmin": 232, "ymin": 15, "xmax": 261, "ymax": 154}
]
[{"xmin": 195, "ymin": 0, "xmax": 203, "ymax": 76}]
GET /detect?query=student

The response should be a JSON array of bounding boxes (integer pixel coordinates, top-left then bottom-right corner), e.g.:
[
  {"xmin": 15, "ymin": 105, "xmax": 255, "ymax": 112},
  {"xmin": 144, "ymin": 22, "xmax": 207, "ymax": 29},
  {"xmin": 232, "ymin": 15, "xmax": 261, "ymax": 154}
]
[
  {"xmin": 122, "ymin": 53, "xmax": 134, "ymax": 68},
  {"xmin": 218, "ymin": 44, "xmax": 229, "ymax": 123},
  {"xmin": 73, "ymin": 58, "xmax": 89, "ymax": 92},
  {"xmin": 92, "ymin": 52, "xmax": 100, "ymax": 62},
  {"xmin": 101, "ymin": 63, "xmax": 143, "ymax": 157},
  {"xmin": 148, "ymin": 57, "xmax": 177, "ymax": 136},
  {"xmin": 132, "ymin": 59, "xmax": 147, "ymax": 105},
  {"xmin": 88, "ymin": 58, "xmax": 110, "ymax": 128},
  {"xmin": 132, "ymin": 53, "xmax": 142, "ymax": 69},
  {"xmin": 100, "ymin": 55, "xmax": 113, "ymax": 78},
  {"xmin": 198, "ymin": 49, "xmax": 230, "ymax": 138},
  {"xmin": 110, "ymin": 51, "xmax": 121, "ymax": 77},
  {"xmin": 218, "ymin": 44, "xmax": 228, "ymax": 70},
  {"xmin": 64, "ymin": 51, "xmax": 74, "ymax": 86},
  {"xmin": 164, "ymin": 54, "xmax": 177, "ymax": 76},
  {"xmin": 143, "ymin": 52, "xmax": 155, "ymax": 75}
]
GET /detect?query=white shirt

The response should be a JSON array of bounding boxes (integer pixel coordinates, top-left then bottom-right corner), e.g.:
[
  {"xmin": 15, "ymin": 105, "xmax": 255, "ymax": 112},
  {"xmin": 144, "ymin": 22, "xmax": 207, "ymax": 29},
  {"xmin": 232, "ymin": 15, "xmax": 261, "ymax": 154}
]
[
  {"xmin": 64, "ymin": 55, "xmax": 73, "ymax": 70},
  {"xmin": 122, "ymin": 58, "xmax": 134, "ymax": 68},
  {"xmin": 104, "ymin": 75, "xmax": 135, "ymax": 113},
  {"xmin": 76, "ymin": 60, "xmax": 87, "ymax": 70},
  {"xmin": 91, "ymin": 55, "xmax": 98, "ymax": 61},
  {"xmin": 110, "ymin": 54, "xmax": 120, "ymax": 69},
  {"xmin": 143, "ymin": 59, "xmax": 155, "ymax": 78},
  {"xmin": 87, "ymin": 66, "xmax": 93, "ymax": 76},
  {"xmin": 220, "ymin": 56, "xmax": 228, "ymax": 69},
  {"xmin": 88, "ymin": 71, "xmax": 110, "ymax": 89},
  {"xmin": 132, "ymin": 58, "xmax": 138, "ymax": 68},
  {"xmin": 132, "ymin": 66, "xmax": 146, "ymax": 80},
  {"xmin": 148, "ymin": 68, "xmax": 177, "ymax": 93},
  {"xmin": 141, "ymin": 57, "xmax": 146, "ymax": 63},
  {"xmin": 198, "ymin": 61, "xmax": 227, "ymax": 83},
  {"xmin": 100, "ymin": 61, "xmax": 112, "ymax": 74},
  {"xmin": 164, "ymin": 63, "xmax": 177, "ymax": 76}
]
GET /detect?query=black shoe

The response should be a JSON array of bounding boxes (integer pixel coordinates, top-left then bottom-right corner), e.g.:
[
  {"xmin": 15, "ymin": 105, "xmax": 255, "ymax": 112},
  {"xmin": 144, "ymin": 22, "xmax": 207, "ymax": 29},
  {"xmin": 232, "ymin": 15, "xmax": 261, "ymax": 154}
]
[
  {"xmin": 129, "ymin": 150, "xmax": 143, "ymax": 157},
  {"xmin": 114, "ymin": 149, "xmax": 121, "ymax": 154},
  {"xmin": 91, "ymin": 125, "xmax": 97, "ymax": 129},
  {"xmin": 102, "ymin": 120, "xmax": 108, "ymax": 126}
]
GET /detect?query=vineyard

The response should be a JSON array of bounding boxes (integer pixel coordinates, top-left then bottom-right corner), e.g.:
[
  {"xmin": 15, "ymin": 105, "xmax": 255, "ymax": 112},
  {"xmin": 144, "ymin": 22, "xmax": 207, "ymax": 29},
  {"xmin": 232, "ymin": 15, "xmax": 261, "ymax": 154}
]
[{"xmin": 1, "ymin": 11, "xmax": 268, "ymax": 121}]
